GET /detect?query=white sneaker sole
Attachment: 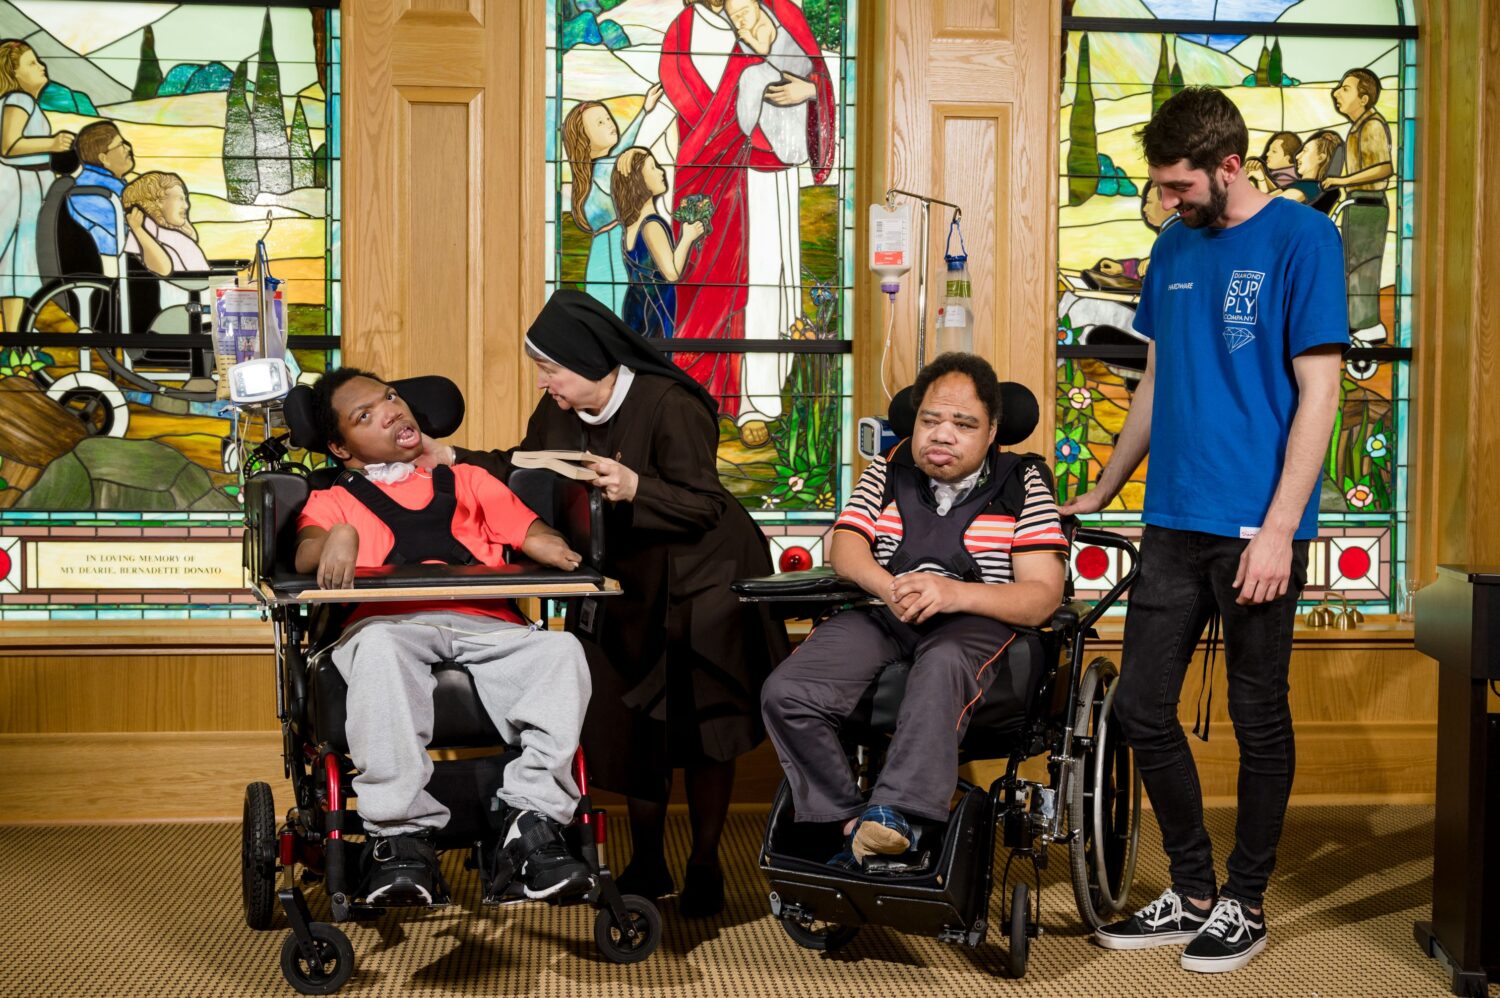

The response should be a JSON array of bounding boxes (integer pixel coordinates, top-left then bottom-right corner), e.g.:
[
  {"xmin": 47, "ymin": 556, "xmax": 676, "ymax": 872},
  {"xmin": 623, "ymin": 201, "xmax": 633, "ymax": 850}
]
[
  {"xmin": 523, "ymin": 875, "xmax": 595, "ymax": 900},
  {"xmin": 1094, "ymin": 927, "xmax": 1201, "ymax": 950},
  {"xmin": 1181, "ymin": 935, "xmax": 1268, "ymax": 973},
  {"xmin": 365, "ymin": 881, "xmax": 434, "ymax": 906}
]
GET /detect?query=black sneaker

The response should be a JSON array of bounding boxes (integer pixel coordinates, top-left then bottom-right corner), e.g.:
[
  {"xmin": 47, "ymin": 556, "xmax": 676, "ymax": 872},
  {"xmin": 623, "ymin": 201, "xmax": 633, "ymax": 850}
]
[
  {"xmin": 1095, "ymin": 888, "xmax": 1212, "ymax": 950},
  {"xmin": 1180, "ymin": 898, "xmax": 1267, "ymax": 973},
  {"xmin": 505, "ymin": 810, "xmax": 595, "ymax": 901},
  {"xmin": 363, "ymin": 832, "xmax": 441, "ymax": 906}
]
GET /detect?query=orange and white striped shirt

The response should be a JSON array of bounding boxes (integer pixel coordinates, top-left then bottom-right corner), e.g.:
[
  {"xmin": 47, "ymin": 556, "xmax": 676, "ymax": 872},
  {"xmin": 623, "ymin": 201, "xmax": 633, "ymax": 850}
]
[{"xmin": 834, "ymin": 455, "xmax": 1068, "ymax": 584}]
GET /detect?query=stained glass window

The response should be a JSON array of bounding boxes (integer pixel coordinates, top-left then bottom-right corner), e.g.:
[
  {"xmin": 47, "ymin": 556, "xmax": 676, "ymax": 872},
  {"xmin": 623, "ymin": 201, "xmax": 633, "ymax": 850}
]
[
  {"xmin": 0, "ymin": 1, "xmax": 341, "ymax": 619},
  {"xmin": 1057, "ymin": 0, "xmax": 1415, "ymax": 610},
  {"xmin": 545, "ymin": 0, "xmax": 855, "ymax": 568}
]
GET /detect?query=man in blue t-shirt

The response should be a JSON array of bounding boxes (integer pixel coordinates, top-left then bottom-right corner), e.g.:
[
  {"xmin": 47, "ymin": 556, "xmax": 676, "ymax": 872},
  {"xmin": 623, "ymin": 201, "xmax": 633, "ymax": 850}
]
[{"xmin": 1063, "ymin": 87, "xmax": 1347, "ymax": 974}]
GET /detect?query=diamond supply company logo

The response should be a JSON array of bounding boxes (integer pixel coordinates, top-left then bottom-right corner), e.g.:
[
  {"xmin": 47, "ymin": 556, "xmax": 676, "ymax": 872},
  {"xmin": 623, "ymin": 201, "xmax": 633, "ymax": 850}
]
[{"xmin": 1223, "ymin": 269, "xmax": 1266, "ymax": 324}]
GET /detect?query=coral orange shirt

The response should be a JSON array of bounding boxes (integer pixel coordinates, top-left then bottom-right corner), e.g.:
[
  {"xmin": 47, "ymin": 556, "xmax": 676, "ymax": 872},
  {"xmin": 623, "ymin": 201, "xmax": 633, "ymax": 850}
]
[{"xmin": 297, "ymin": 465, "xmax": 537, "ymax": 625}]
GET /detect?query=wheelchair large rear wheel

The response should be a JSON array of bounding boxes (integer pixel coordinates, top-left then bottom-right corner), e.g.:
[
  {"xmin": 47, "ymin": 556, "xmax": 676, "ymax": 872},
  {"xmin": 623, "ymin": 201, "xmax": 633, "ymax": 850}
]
[
  {"xmin": 242, "ymin": 781, "xmax": 278, "ymax": 930},
  {"xmin": 1067, "ymin": 657, "xmax": 1142, "ymax": 930}
]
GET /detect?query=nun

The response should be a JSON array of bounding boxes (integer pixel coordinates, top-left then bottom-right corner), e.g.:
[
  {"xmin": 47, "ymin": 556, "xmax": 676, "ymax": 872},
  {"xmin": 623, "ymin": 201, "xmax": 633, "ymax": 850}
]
[{"xmin": 424, "ymin": 290, "xmax": 788, "ymax": 917}]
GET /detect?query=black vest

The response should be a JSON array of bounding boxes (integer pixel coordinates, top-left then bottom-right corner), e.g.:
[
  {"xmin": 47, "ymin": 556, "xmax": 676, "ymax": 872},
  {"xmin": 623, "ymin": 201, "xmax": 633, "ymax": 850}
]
[
  {"xmin": 882, "ymin": 443, "xmax": 1035, "ymax": 583},
  {"xmin": 335, "ymin": 464, "xmax": 480, "ymax": 567}
]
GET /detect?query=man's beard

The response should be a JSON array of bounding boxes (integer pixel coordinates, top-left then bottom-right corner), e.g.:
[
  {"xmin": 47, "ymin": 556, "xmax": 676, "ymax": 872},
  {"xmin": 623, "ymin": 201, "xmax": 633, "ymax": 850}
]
[{"xmin": 1178, "ymin": 175, "xmax": 1229, "ymax": 229}]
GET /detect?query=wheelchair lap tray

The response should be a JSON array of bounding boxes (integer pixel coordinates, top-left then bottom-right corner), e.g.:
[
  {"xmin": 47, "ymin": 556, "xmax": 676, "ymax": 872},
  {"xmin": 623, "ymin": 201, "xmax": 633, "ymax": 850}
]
[
  {"xmin": 259, "ymin": 560, "xmax": 620, "ymax": 604},
  {"xmin": 731, "ymin": 568, "xmax": 870, "ymax": 602}
]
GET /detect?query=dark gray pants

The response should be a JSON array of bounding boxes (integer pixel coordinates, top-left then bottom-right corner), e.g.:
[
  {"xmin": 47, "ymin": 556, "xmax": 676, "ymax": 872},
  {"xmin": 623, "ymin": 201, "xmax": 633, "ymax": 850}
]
[{"xmin": 761, "ymin": 608, "xmax": 1016, "ymax": 823}]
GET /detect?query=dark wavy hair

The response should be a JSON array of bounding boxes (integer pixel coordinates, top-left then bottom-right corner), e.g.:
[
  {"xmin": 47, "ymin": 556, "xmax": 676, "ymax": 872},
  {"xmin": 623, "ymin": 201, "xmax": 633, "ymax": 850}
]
[
  {"xmin": 1137, "ymin": 85, "xmax": 1248, "ymax": 173},
  {"xmin": 912, "ymin": 352, "xmax": 1002, "ymax": 425},
  {"xmin": 309, "ymin": 366, "xmax": 382, "ymax": 450}
]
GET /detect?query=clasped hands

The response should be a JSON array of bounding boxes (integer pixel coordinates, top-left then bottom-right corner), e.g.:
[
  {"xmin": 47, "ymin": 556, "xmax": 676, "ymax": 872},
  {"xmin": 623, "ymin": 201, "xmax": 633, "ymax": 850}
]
[{"xmin": 888, "ymin": 570, "xmax": 962, "ymax": 625}]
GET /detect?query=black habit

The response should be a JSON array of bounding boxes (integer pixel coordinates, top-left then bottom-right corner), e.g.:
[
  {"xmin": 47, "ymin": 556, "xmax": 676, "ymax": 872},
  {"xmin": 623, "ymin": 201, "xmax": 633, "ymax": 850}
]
[{"xmin": 454, "ymin": 373, "xmax": 790, "ymax": 799}]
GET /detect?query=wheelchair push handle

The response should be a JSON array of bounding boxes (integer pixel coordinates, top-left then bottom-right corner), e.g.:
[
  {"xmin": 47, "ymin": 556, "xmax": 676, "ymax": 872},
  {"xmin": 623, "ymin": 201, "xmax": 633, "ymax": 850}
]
[{"xmin": 1071, "ymin": 526, "xmax": 1140, "ymax": 631}]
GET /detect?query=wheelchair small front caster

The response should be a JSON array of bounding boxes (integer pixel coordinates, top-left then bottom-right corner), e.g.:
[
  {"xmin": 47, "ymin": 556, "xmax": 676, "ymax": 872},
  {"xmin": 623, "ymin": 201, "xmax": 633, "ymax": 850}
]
[
  {"xmin": 594, "ymin": 893, "xmax": 662, "ymax": 964},
  {"xmin": 780, "ymin": 915, "xmax": 861, "ymax": 952},
  {"xmin": 280, "ymin": 922, "xmax": 354, "ymax": 995},
  {"xmin": 1008, "ymin": 882, "xmax": 1030, "ymax": 978}
]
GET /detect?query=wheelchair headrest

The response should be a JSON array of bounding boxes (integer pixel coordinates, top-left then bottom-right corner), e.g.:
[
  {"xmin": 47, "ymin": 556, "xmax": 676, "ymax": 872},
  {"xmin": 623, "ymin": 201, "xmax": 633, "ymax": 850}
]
[
  {"xmin": 889, "ymin": 380, "xmax": 1039, "ymax": 447},
  {"xmin": 283, "ymin": 374, "xmax": 465, "ymax": 454}
]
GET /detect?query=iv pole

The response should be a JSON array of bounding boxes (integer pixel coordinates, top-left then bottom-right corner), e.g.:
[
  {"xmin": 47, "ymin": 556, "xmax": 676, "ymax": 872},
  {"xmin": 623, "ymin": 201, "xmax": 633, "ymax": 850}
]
[{"xmin": 885, "ymin": 187, "xmax": 962, "ymax": 370}]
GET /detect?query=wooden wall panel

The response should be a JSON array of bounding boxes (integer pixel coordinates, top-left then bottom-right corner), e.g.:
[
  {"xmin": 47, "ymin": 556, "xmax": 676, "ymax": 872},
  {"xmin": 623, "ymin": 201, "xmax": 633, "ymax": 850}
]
[
  {"xmin": 936, "ymin": 0, "xmax": 1009, "ymax": 36},
  {"xmin": 398, "ymin": 90, "xmax": 480, "ymax": 411},
  {"xmin": 932, "ymin": 107, "xmax": 1006, "ymax": 380},
  {"xmin": 858, "ymin": 1, "xmax": 1054, "ymax": 458},
  {"xmin": 343, "ymin": 0, "xmax": 538, "ymax": 452},
  {"xmin": 0, "ymin": 655, "xmax": 276, "ymax": 734},
  {"xmin": 1410, "ymin": 0, "xmax": 1500, "ymax": 577}
]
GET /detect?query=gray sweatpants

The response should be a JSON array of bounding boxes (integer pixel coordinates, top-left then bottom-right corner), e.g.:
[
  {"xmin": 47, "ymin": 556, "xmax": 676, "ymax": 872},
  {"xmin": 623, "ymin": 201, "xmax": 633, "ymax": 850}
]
[
  {"xmin": 762, "ymin": 608, "xmax": 1018, "ymax": 824},
  {"xmin": 329, "ymin": 610, "xmax": 591, "ymax": 835}
]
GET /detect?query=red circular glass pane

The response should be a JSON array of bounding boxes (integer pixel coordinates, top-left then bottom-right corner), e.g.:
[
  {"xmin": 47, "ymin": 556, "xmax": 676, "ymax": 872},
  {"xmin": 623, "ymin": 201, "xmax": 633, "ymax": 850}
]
[
  {"xmin": 1076, "ymin": 545, "xmax": 1109, "ymax": 581},
  {"xmin": 1337, "ymin": 546, "xmax": 1371, "ymax": 582},
  {"xmin": 779, "ymin": 546, "xmax": 813, "ymax": 573},
  {"xmin": 0, "ymin": 547, "xmax": 9, "ymax": 580}
]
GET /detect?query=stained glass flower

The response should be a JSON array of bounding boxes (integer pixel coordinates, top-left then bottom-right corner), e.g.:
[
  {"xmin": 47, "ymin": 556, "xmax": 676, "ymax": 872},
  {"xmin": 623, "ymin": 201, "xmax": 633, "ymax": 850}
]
[
  {"xmin": 1067, "ymin": 387, "xmax": 1093, "ymax": 410},
  {"xmin": 1345, "ymin": 483, "xmax": 1376, "ymax": 509},
  {"xmin": 1365, "ymin": 433, "xmax": 1388, "ymax": 459},
  {"xmin": 1056, "ymin": 425, "xmax": 1093, "ymax": 468}
]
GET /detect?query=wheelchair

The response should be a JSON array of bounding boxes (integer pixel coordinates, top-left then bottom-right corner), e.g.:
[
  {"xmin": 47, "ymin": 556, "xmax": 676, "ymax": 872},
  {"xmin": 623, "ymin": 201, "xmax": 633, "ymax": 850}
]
[
  {"xmin": 734, "ymin": 382, "xmax": 1143, "ymax": 978},
  {"xmin": 242, "ymin": 376, "xmax": 662, "ymax": 994},
  {"xmin": 12, "ymin": 173, "xmax": 246, "ymax": 439}
]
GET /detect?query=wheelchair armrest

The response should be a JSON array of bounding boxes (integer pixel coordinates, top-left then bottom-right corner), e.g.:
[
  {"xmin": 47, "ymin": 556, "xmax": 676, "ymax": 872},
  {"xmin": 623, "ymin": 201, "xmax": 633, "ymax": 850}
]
[
  {"xmin": 731, "ymin": 568, "xmax": 873, "ymax": 620},
  {"xmin": 244, "ymin": 471, "xmax": 311, "ymax": 585},
  {"xmin": 1046, "ymin": 600, "xmax": 1094, "ymax": 635},
  {"xmin": 507, "ymin": 468, "xmax": 604, "ymax": 569},
  {"xmin": 731, "ymin": 568, "xmax": 866, "ymax": 599}
]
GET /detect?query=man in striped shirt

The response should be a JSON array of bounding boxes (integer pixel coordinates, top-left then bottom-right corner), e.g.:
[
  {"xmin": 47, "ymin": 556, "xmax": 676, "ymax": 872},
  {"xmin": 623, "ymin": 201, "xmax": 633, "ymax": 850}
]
[{"xmin": 762, "ymin": 353, "xmax": 1067, "ymax": 864}]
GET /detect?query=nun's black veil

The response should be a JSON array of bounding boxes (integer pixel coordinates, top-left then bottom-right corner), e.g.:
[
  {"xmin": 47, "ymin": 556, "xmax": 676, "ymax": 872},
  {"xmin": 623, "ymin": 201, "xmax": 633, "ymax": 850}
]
[{"xmin": 526, "ymin": 290, "xmax": 718, "ymax": 416}]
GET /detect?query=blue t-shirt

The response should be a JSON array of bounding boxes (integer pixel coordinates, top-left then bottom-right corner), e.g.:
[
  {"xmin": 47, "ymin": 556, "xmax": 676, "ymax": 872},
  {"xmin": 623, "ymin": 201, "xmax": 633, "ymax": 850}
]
[{"xmin": 1132, "ymin": 197, "xmax": 1349, "ymax": 541}]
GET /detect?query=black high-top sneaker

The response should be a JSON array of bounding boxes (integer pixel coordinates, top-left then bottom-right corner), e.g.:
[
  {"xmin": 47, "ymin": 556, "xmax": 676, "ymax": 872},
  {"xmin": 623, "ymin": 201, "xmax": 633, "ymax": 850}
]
[
  {"xmin": 362, "ymin": 832, "xmax": 441, "ymax": 906},
  {"xmin": 503, "ymin": 810, "xmax": 594, "ymax": 901}
]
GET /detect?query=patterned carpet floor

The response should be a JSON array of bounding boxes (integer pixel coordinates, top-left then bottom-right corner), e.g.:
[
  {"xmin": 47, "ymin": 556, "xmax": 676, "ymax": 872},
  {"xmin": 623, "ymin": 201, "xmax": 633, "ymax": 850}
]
[{"xmin": 0, "ymin": 804, "xmax": 1492, "ymax": 997}]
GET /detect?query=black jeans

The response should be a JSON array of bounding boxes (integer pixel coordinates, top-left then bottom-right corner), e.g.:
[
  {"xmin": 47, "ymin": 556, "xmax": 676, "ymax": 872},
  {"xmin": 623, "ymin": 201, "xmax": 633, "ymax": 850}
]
[{"xmin": 1112, "ymin": 525, "xmax": 1308, "ymax": 909}]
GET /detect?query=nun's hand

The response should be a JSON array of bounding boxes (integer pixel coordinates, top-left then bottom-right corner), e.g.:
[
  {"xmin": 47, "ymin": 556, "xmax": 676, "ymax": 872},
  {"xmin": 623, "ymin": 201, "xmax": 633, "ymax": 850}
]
[
  {"xmin": 584, "ymin": 456, "xmax": 638, "ymax": 503},
  {"xmin": 415, "ymin": 433, "xmax": 454, "ymax": 470}
]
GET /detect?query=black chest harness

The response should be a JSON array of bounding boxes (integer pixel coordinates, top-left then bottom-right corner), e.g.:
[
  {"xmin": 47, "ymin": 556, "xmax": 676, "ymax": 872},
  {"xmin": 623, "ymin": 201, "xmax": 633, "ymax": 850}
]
[
  {"xmin": 335, "ymin": 464, "xmax": 480, "ymax": 566},
  {"xmin": 882, "ymin": 444, "xmax": 1033, "ymax": 582}
]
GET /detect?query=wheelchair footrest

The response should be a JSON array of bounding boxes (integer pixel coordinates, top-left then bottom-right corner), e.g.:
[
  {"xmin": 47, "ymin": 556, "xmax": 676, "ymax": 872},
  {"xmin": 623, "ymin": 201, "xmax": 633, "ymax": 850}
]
[{"xmin": 859, "ymin": 851, "xmax": 933, "ymax": 877}]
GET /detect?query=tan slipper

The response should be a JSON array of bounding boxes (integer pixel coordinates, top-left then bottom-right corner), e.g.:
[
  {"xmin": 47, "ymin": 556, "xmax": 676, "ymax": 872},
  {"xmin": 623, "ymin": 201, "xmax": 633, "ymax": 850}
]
[{"xmin": 851, "ymin": 819, "xmax": 910, "ymax": 862}]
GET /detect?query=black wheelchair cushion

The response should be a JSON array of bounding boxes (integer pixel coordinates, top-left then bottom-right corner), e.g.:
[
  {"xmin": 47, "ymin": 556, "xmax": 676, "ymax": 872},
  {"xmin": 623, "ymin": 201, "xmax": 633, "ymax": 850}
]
[{"xmin": 307, "ymin": 651, "xmax": 503, "ymax": 754}]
